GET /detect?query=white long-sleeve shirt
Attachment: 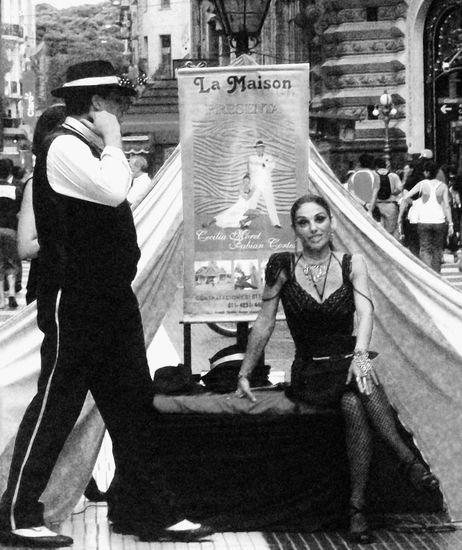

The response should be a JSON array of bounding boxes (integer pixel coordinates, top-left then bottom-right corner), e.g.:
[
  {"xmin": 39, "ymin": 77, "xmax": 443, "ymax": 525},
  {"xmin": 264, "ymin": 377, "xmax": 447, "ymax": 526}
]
[
  {"xmin": 127, "ymin": 172, "xmax": 152, "ymax": 209},
  {"xmin": 47, "ymin": 117, "xmax": 132, "ymax": 208}
]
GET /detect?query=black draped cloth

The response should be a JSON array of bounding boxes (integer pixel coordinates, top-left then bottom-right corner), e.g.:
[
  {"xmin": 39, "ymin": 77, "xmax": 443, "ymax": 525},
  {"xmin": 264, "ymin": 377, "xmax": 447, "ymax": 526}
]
[{"xmin": 109, "ymin": 406, "xmax": 443, "ymax": 532}]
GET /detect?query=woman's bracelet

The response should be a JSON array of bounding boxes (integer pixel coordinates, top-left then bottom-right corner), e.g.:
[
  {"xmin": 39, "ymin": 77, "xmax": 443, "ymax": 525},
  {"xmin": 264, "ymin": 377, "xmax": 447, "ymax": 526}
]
[
  {"xmin": 238, "ymin": 372, "xmax": 249, "ymax": 380},
  {"xmin": 353, "ymin": 349, "xmax": 372, "ymax": 376}
]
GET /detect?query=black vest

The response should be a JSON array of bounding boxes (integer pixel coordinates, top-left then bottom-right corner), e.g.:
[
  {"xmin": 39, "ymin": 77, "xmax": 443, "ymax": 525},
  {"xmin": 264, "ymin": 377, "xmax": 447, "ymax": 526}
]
[{"xmin": 33, "ymin": 127, "xmax": 140, "ymax": 297}]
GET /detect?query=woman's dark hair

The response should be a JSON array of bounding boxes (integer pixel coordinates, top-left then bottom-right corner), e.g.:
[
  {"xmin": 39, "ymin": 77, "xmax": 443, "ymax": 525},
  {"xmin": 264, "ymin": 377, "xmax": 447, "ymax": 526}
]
[
  {"xmin": 422, "ymin": 160, "xmax": 437, "ymax": 179},
  {"xmin": 290, "ymin": 194, "xmax": 332, "ymax": 228},
  {"xmin": 32, "ymin": 104, "xmax": 66, "ymax": 155}
]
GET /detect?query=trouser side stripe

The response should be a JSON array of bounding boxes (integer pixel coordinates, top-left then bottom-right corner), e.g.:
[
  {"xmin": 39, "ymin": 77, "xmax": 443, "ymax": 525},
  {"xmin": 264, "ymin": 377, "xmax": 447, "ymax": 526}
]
[{"xmin": 9, "ymin": 289, "xmax": 62, "ymax": 530}]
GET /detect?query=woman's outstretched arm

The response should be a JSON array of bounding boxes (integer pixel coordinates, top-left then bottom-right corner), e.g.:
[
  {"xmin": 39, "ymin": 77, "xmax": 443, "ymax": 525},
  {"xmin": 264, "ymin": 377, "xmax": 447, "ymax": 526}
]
[
  {"xmin": 237, "ymin": 273, "xmax": 284, "ymax": 402},
  {"xmin": 347, "ymin": 254, "xmax": 378, "ymax": 394}
]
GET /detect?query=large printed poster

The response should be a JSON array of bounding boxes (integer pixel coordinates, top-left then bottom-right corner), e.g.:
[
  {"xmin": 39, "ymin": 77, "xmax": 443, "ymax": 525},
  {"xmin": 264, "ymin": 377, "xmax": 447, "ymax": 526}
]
[{"xmin": 178, "ymin": 63, "xmax": 310, "ymax": 322}]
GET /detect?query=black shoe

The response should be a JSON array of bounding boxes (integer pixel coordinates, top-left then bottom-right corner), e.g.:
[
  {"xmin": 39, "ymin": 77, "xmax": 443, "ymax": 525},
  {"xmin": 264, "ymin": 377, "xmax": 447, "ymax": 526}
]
[
  {"xmin": 84, "ymin": 477, "xmax": 107, "ymax": 502},
  {"xmin": 347, "ymin": 505, "xmax": 374, "ymax": 544},
  {"xmin": 138, "ymin": 524, "xmax": 214, "ymax": 543},
  {"xmin": 400, "ymin": 458, "xmax": 439, "ymax": 492},
  {"xmin": 8, "ymin": 296, "xmax": 18, "ymax": 309},
  {"xmin": 0, "ymin": 528, "xmax": 73, "ymax": 548}
]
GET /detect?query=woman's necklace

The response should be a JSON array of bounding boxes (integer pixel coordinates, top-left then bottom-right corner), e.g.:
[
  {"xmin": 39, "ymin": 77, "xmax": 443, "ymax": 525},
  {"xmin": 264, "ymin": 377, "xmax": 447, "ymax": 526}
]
[{"xmin": 300, "ymin": 252, "xmax": 332, "ymax": 301}]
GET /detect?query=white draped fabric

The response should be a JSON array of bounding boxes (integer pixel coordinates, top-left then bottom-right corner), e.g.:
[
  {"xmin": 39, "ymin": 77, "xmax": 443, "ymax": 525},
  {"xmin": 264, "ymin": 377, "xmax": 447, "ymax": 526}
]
[{"xmin": 2, "ymin": 141, "xmax": 462, "ymax": 524}]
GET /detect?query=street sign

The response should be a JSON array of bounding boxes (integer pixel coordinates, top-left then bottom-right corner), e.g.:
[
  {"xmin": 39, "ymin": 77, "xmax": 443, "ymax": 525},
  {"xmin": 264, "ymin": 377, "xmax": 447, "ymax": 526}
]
[{"xmin": 438, "ymin": 97, "xmax": 462, "ymax": 119}]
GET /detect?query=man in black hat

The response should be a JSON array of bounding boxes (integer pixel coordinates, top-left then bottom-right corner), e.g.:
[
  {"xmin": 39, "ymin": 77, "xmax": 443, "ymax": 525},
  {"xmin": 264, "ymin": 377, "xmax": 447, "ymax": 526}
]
[{"xmin": 0, "ymin": 60, "xmax": 212, "ymax": 547}]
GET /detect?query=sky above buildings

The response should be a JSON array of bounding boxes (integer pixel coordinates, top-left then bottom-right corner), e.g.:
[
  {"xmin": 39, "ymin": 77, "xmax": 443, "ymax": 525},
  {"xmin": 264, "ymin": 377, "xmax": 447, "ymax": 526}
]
[{"xmin": 35, "ymin": 0, "xmax": 105, "ymax": 9}]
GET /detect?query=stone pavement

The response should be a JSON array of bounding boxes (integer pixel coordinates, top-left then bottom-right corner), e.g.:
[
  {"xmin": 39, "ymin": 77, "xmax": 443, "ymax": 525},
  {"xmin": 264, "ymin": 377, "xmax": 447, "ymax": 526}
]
[{"xmin": 441, "ymin": 252, "xmax": 462, "ymax": 291}]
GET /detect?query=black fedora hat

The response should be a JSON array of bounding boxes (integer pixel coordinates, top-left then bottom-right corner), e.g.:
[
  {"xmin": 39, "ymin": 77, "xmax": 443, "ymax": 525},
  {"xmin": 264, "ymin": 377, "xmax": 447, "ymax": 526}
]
[
  {"xmin": 51, "ymin": 60, "xmax": 136, "ymax": 98},
  {"xmin": 201, "ymin": 344, "xmax": 270, "ymax": 393}
]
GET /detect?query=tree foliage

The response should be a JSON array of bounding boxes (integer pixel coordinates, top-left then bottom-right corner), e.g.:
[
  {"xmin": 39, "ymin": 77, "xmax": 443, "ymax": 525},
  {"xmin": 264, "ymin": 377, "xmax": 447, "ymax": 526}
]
[{"xmin": 36, "ymin": 2, "xmax": 129, "ymax": 105}]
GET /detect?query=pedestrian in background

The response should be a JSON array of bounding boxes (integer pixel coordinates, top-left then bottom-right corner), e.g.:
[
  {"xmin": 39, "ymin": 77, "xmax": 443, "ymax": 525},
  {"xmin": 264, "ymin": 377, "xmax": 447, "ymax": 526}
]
[
  {"xmin": 127, "ymin": 154, "xmax": 153, "ymax": 210},
  {"xmin": 399, "ymin": 160, "xmax": 452, "ymax": 272},
  {"xmin": 446, "ymin": 167, "xmax": 461, "ymax": 263},
  {"xmin": 400, "ymin": 156, "xmax": 424, "ymax": 256},
  {"xmin": 0, "ymin": 158, "xmax": 21, "ymax": 309},
  {"xmin": 347, "ymin": 153, "xmax": 380, "ymax": 217},
  {"xmin": 374, "ymin": 157, "xmax": 402, "ymax": 236}
]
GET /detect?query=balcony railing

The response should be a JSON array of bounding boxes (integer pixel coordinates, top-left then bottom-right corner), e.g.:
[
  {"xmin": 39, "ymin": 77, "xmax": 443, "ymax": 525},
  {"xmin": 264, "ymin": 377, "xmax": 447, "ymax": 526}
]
[{"xmin": 2, "ymin": 23, "xmax": 24, "ymax": 38}]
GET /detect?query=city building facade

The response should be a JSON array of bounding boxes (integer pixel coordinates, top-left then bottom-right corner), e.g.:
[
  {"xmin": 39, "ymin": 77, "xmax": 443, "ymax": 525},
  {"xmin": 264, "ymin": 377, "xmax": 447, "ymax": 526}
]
[
  {"xmin": 124, "ymin": 0, "xmax": 462, "ymax": 178},
  {"xmin": 1, "ymin": 0, "xmax": 35, "ymax": 168},
  {"xmin": 133, "ymin": 0, "xmax": 193, "ymax": 78}
]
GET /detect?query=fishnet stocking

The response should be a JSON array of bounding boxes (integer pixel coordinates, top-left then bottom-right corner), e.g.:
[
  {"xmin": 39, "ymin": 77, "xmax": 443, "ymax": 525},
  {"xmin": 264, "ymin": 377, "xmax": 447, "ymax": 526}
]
[
  {"xmin": 358, "ymin": 384, "xmax": 414, "ymax": 464},
  {"xmin": 340, "ymin": 391, "xmax": 372, "ymax": 508},
  {"xmin": 341, "ymin": 384, "xmax": 417, "ymax": 508}
]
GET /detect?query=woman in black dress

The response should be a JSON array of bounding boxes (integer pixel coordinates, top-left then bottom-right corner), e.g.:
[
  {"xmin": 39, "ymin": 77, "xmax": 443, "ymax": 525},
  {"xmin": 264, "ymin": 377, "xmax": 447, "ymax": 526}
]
[{"xmin": 237, "ymin": 194, "xmax": 438, "ymax": 543}]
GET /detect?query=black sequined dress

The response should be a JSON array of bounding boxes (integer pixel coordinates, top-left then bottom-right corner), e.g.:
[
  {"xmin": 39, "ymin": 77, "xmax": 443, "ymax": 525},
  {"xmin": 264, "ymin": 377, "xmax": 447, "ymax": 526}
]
[{"xmin": 266, "ymin": 251, "xmax": 357, "ymax": 406}]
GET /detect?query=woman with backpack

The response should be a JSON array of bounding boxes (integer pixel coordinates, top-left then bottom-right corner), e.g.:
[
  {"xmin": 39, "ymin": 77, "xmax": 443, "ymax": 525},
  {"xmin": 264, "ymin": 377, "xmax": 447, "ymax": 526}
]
[{"xmin": 374, "ymin": 158, "xmax": 402, "ymax": 236}]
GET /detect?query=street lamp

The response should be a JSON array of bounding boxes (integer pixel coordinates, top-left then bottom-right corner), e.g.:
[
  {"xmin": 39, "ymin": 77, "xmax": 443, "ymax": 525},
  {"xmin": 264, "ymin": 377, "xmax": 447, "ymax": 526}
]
[
  {"xmin": 372, "ymin": 90, "xmax": 398, "ymax": 166},
  {"xmin": 212, "ymin": 0, "xmax": 272, "ymax": 58}
]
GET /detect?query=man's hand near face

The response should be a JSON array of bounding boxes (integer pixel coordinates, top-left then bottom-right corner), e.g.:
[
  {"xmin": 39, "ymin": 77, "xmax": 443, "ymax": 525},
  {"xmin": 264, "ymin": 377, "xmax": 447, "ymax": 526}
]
[{"xmin": 81, "ymin": 110, "xmax": 123, "ymax": 149}]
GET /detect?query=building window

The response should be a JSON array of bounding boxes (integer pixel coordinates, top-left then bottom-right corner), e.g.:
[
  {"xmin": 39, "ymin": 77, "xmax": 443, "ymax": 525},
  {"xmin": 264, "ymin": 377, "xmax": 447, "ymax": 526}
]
[
  {"xmin": 161, "ymin": 0, "xmax": 170, "ymax": 8},
  {"xmin": 160, "ymin": 34, "xmax": 172, "ymax": 77},
  {"xmin": 11, "ymin": 81, "xmax": 18, "ymax": 94},
  {"xmin": 366, "ymin": 7, "xmax": 378, "ymax": 21}
]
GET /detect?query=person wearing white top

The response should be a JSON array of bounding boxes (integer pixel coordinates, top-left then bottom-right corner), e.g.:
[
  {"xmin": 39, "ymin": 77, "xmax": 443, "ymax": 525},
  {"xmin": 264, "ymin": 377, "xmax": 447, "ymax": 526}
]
[
  {"xmin": 127, "ymin": 154, "xmax": 153, "ymax": 210},
  {"xmin": 399, "ymin": 160, "xmax": 452, "ymax": 272}
]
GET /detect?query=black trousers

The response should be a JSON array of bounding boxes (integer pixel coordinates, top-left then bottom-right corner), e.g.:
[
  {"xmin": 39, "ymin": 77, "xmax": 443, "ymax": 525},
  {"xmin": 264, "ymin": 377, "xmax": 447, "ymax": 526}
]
[{"xmin": 0, "ymin": 287, "xmax": 180, "ymax": 531}]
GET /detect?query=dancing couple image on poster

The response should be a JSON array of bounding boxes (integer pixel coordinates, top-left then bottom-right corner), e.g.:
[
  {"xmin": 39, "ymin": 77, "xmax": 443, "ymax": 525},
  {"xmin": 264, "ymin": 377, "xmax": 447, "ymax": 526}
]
[{"xmin": 202, "ymin": 140, "xmax": 282, "ymax": 230}]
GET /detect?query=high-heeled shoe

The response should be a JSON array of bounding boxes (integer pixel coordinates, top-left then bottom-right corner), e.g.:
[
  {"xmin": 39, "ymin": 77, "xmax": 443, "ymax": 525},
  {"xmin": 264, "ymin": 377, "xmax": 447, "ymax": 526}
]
[
  {"xmin": 400, "ymin": 458, "xmax": 439, "ymax": 492},
  {"xmin": 348, "ymin": 505, "xmax": 374, "ymax": 544}
]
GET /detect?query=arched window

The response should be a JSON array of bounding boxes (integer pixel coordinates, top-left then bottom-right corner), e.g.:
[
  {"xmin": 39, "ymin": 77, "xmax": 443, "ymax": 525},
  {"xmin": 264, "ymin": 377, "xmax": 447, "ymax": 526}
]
[{"xmin": 424, "ymin": 0, "xmax": 462, "ymax": 169}]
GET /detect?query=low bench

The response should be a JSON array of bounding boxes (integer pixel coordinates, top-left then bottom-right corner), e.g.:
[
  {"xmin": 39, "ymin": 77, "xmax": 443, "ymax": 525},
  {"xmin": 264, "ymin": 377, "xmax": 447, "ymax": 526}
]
[{"xmin": 149, "ymin": 389, "xmax": 443, "ymax": 532}]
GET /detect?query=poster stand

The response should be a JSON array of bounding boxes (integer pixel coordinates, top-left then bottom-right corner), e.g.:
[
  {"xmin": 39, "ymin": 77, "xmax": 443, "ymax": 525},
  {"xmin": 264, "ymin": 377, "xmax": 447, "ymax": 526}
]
[{"xmin": 178, "ymin": 57, "xmax": 309, "ymax": 378}]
